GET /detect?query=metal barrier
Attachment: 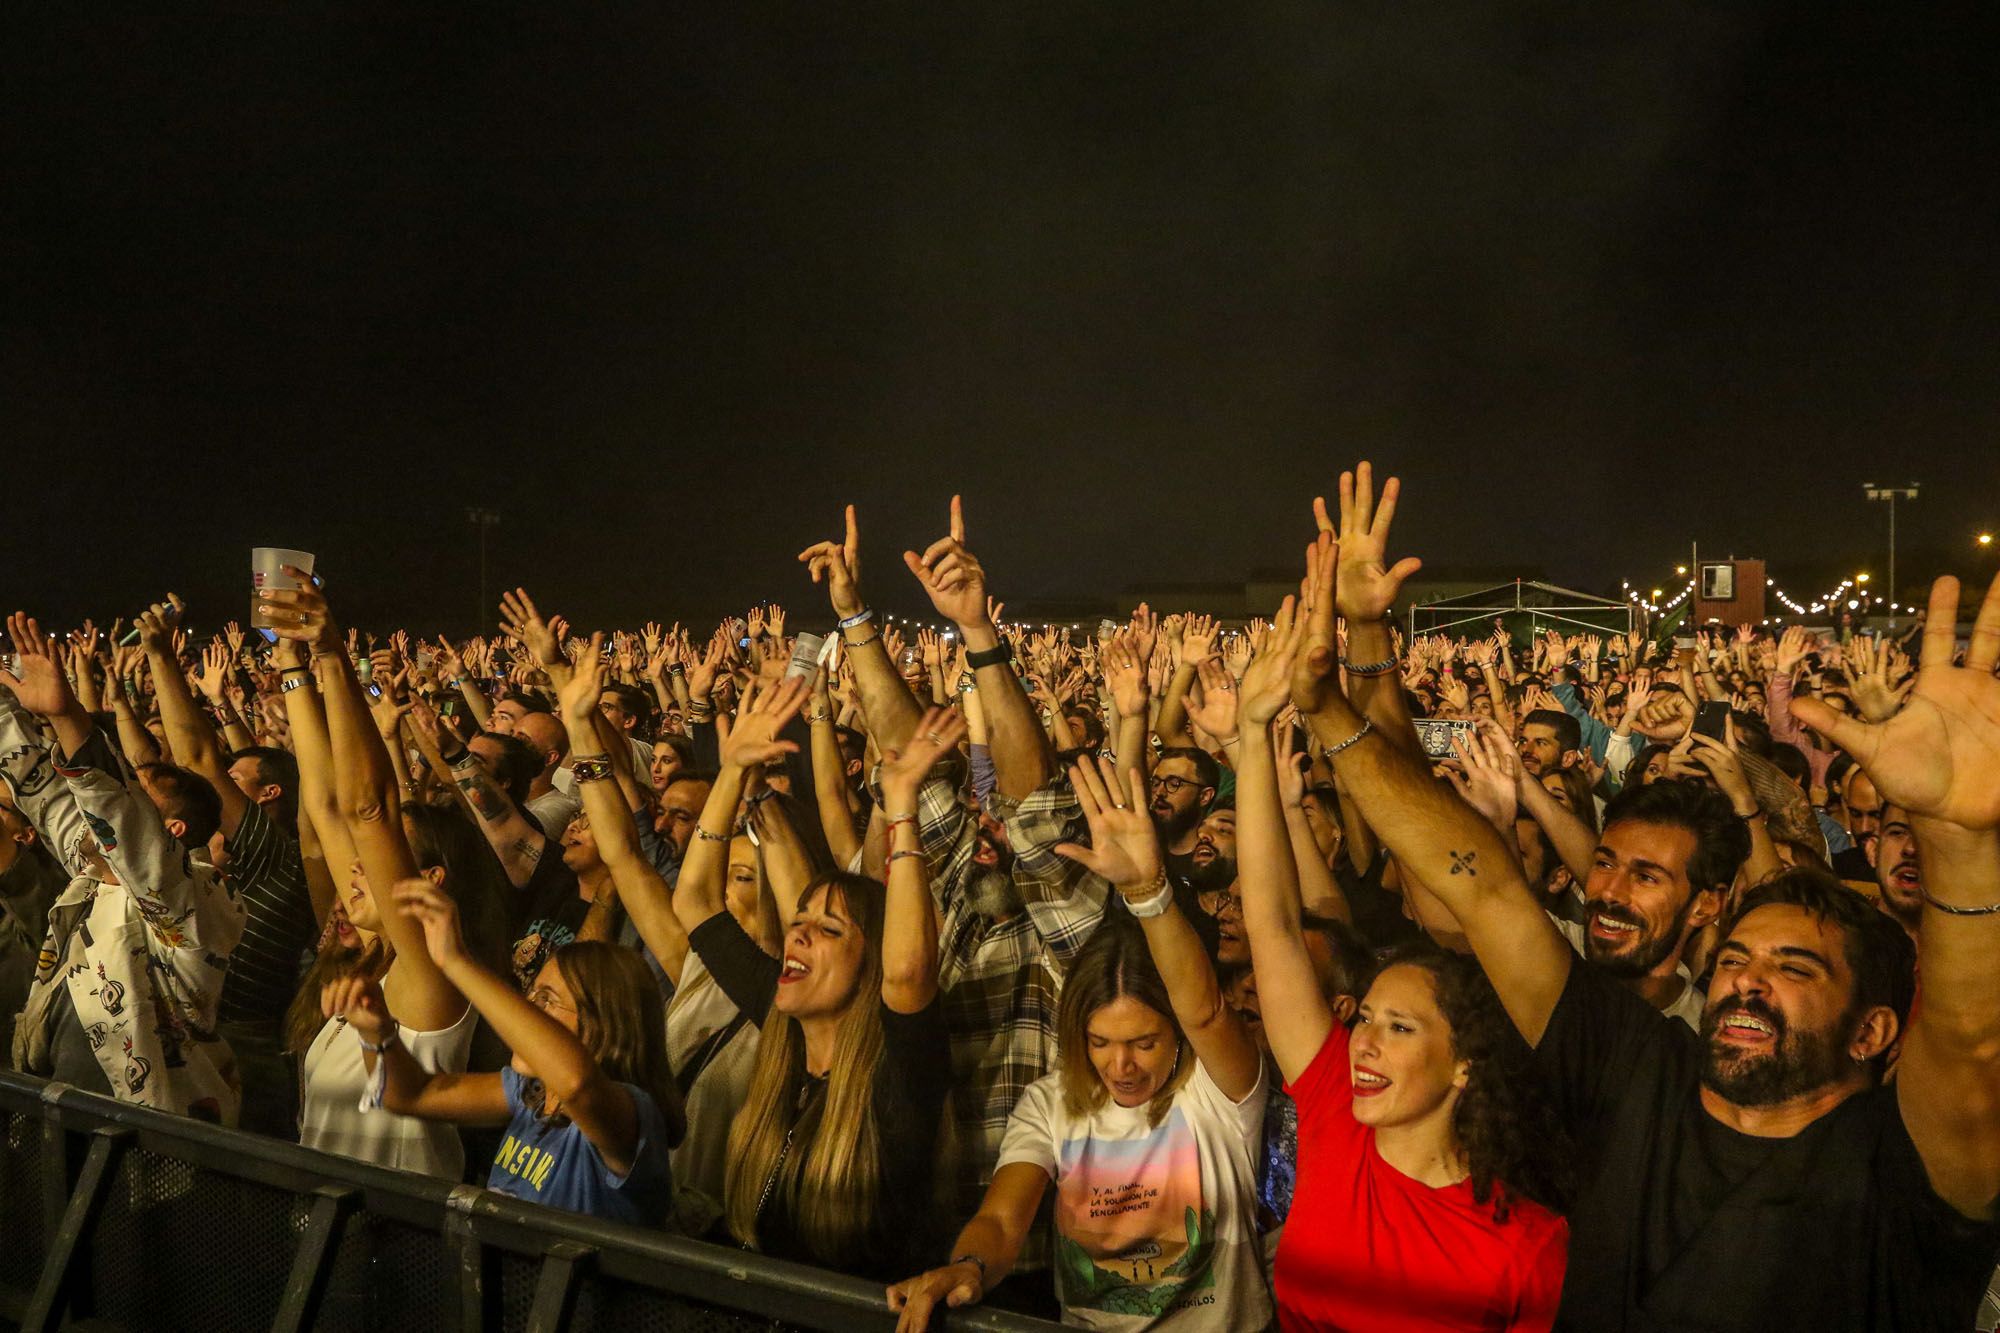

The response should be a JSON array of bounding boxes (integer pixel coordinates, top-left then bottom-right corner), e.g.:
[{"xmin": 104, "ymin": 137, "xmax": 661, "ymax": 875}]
[{"xmin": 0, "ymin": 1071, "xmax": 1060, "ymax": 1333}]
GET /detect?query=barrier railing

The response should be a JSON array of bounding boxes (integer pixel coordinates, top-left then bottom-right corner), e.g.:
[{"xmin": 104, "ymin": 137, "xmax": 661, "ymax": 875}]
[{"xmin": 0, "ymin": 1071, "xmax": 1060, "ymax": 1333}]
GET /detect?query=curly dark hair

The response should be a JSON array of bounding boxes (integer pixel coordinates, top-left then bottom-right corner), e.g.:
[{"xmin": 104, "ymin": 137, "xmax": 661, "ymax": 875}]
[{"xmin": 1379, "ymin": 943, "xmax": 1575, "ymax": 1222}]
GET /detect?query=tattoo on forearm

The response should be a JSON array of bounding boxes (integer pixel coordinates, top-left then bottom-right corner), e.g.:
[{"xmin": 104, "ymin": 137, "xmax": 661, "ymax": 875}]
[
  {"xmin": 509, "ymin": 837, "xmax": 543, "ymax": 866},
  {"xmin": 1448, "ymin": 849, "xmax": 1478, "ymax": 877},
  {"xmin": 455, "ymin": 772, "xmax": 510, "ymax": 823}
]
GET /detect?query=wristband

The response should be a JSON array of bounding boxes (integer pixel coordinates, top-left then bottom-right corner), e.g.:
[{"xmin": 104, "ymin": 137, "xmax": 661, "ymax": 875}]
[
  {"xmin": 355, "ymin": 1019, "xmax": 400, "ymax": 1055},
  {"xmin": 966, "ymin": 644, "xmax": 1011, "ymax": 671},
  {"xmin": 837, "ymin": 608, "xmax": 876, "ymax": 630},
  {"xmin": 695, "ymin": 826, "xmax": 729, "ymax": 843},
  {"xmin": 1342, "ymin": 655, "xmax": 1400, "ymax": 678},
  {"xmin": 1122, "ymin": 870, "xmax": 1175, "ymax": 919},
  {"xmin": 887, "ymin": 849, "xmax": 925, "ymax": 867},
  {"xmin": 281, "ymin": 676, "xmax": 312, "ymax": 695},
  {"xmin": 950, "ymin": 1254, "xmax": 988, "ymax": 1291},
  {"xmin": 843, "ymin": 627, "xmax": 881, "ymax": 650},
  {"xmin": 571, "ymin": 757, "xmax": 615, "ymax": 784},
  {"xmin": 441, "ymin": 743, "xmax": 473, "ymax": 768}
]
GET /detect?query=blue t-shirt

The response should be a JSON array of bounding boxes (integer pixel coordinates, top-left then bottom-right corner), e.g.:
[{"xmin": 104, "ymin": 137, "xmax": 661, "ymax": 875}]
[{"xmin": 487, "ymin": 1066, "xmax": 674, "ymax": 1226}]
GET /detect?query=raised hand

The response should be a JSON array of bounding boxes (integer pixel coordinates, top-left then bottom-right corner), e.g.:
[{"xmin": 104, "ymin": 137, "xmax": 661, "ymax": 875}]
[
  {"xmin": 557, "ymin": 633, "xmax": 607, "ymax": 724},
  {"xmin": 1793, "ymin": 572, "xmax": 2000, "ymax": 832},
  {"xmin": 1102, "ymin": 631, "xmax": 1150, "ymax": 719},
  {"xmin": 499, "ymin": 587, "xmax": 563, "ymax": 667},
  {"xmin": 1681, "ymin": 721, "xmax": 1759, "ymax": 816},
  {"xmin": 1127, "ymin": 603, "xmax": 1159, "ymax": 666},
  {"xmin": 1774, "ymin": 624, "xmax": 1815, "ymax": 675},
  {"xmin": 904, "ymin": 495, "xmax": 991, "ymax": 630},
  {"xmin": 1053, "ymin": 754, "xmax": 1166, "ymax": 893},
  {"xmin": 1630, "ymin": 691, "xmax": 1693, "ymax": 743},
  {"xmin": 1448, "ymin": 719, "xmax": 1522, "ymax": 831},
  {"xmin": 1243, "ymin": 595, "xmax": 1308, "ymax": 726},
  {"xmin": 258, "ymin": 570, "xmax": 337, "ymax": 649},
  {"xmin": 718, "ymin": 676, "xmax": 810, "ymax": 771},
  {"xmin": 195, "ymin": 640, "xmax": 232, "ymax": 704},
  {"xmin": 1289, "ymin": 530, "xmax": 1340, "ymax": 713},
  {"xmin": 1184, "ymin": 660, "xmax": 1241, "ymax": 742},
  {"xmin": 1, "ymin": 612, "xmax": 78, "ymax": 717},
  {"xmin": 798, "ymin": 504, "xmax": 866, "ymax": 620},
  {"xmin": 1180, "ymin": 613, "xmax": 1220, "ymax": 666},
  {"xmin": 879, "ymin": 705, "xmax": 968, "ymax": 805},
  {"xmin": 1322, "ymin": 461, "xmax": 1423, "ymax": 623},
  {"xmin": 1845, "ymin": 636, "xmax": 1914, "ymax": 723},
  {"xmin": 392, "ymin": 877, "xmax": 471, "ymax": 972}
]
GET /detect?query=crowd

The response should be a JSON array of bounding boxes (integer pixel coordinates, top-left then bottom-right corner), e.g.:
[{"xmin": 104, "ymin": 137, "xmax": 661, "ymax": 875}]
[{"xmin": 2, "ymin": 463, "xmax": 1998, "ymax": 1332}]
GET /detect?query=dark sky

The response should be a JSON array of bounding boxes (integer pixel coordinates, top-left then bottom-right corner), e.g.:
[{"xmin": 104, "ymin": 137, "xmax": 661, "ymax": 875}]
[{"xmin": 7, "ymin": 4, "xmax": 1999, "ymax": 637}]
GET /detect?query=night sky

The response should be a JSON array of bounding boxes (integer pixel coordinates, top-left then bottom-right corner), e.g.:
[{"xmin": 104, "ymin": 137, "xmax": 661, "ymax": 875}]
[{"xmin": 7, "ymin": 5, "xmax": 1999, "ymax": 637}]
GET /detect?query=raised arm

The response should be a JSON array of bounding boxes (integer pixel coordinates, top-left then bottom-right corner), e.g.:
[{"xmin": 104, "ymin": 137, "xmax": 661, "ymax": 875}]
[
  {"xmin": 904, "ymin": 495, "xmax": 1049, "ymax": 798},
  {"xmin": 1057, "ymin": 753, "xmax": 1259, "ymax": 1099},
  {"xmin": 876, "ymin": 706, "xmax": 959, "ymax": 1015},
  {"xmin": 402, "ymin": 877, "xmax": 659, "ymax": 1172},
  {"xmin": 806, "ymin": 671, "xmax": 863, "ymax": 867},
  {"xmin": 275, "ymin": 634, "xmax": 349, "ymax": 926},
  {"xmin": 1294, "ymin": 470, "xmax": 1575, "ymax": 1046},
  {"xmin": 144, "ymin": 613, "xmax": 254, "ymax": 837},
  {"xmin": 675, "ymin": 677, "xmax": 808, "ymax": 932},
  {"xmin": 554, "ymin": 643, "xmax": 693, "ymax": 983},
  {"xmin": 1321, "ymin": 463, "xmax": 1424, "ymax": 757},
  {"xmin": 1796, "ymin": 572, "xmax": 2000, "ymax": 1221},
  {"xmin": 799, "ymin": 505, "xmax": 922, "ymax": 753},
  {"xmin": 258, "ymin": 575, "xmax": 462, "ymax": 1032}
]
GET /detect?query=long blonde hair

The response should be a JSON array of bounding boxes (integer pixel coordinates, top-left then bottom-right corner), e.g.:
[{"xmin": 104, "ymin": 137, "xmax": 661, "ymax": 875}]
[{"xmin": 723, "ymin": 872, "xmax": 888, "ymax": 1265}]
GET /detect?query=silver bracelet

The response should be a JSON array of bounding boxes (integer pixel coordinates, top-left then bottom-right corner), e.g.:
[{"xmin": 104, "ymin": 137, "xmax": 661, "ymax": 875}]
[
  {"xmin": 1920, "ymin": 887, "xmax": 2000, "ymax": 917},
  {"xmin": 1323, "ymin": 716, "xmax": 1375, "ymax": 757}
]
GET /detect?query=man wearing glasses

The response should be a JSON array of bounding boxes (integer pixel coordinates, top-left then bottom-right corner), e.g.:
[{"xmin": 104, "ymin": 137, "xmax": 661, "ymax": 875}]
[{"xmin": 1138, "ymin": 745, "xmax": 1222, "ymax": 954}]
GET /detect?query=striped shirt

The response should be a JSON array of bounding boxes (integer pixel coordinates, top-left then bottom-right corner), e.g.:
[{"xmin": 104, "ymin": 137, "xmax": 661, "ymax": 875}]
[{"xmin": 216, "ymin": 801, "xmax": 313, "ymax": 1025}]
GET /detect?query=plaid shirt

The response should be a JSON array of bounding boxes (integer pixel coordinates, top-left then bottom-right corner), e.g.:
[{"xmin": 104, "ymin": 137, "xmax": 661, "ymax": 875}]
[{"xmin": 917, "ymin": 769, "xmax": 1107, "ymax": 1270}]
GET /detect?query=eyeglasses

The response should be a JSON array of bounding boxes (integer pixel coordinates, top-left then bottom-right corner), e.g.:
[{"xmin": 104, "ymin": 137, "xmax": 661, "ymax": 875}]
[
  {"xmin": 526, "ymin": 987, "xmax": 574, "ymax": 1015},
  {"xmin": 1149, "ymin": 775, "xmax": 1198, "ymax": 797}
]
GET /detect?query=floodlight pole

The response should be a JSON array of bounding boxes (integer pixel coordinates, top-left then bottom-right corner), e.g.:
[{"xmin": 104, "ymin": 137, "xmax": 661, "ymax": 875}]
[{"xmin": 1862, "ymin": 483, "xmax": 1918, "ymax": 629}]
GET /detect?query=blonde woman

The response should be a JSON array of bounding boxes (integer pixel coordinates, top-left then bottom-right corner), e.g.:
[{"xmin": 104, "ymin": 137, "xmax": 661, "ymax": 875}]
[{"xmin": 698, "ymin": 684, "xmax": 956, "ymax": 1281}]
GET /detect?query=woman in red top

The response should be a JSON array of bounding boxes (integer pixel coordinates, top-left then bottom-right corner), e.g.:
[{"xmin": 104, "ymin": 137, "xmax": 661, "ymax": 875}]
[{"xmin": 1233, "ymin": 584, "xmax": 1572, "ymax": 1331}]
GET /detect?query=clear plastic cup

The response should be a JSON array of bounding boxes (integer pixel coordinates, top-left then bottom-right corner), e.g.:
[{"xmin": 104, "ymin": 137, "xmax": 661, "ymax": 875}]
[{"xmin": 251, "ymin": 547, "xmax": 316, "ymax": 628}]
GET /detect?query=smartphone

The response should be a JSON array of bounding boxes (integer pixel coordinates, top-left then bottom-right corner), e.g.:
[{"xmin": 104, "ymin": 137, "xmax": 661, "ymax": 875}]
[
  {"xmin": 1693, "ymin": 701, "xmax": 1731, "ymax": 741},
  {"xmin": 1412, "ymin": 718, "xmax": 1475, "ymax": 760}
]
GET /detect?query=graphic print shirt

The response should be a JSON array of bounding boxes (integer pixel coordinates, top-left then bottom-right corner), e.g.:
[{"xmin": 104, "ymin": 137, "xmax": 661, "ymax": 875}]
[{"xmin": 996, "ymin": 1061, "xmax": 1271, "ymax": 1331}]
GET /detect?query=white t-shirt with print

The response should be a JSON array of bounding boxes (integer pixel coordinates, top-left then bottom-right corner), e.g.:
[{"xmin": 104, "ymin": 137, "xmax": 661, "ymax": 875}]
[{"xmin": 997, "ymin": 1060, "xmax": 1272, "ymax": 1331}]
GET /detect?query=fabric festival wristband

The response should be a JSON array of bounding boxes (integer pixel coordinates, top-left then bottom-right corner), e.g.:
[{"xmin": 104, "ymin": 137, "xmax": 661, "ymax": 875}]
[
  {"xmin": 1342, "ymin": 655, "xmax": 1400, "ymax": 678},
  {"xmin": 837, "ymin": 608, "xmax": 875, "ymax": 630},
  {"xmin": 571, "ymin": 757, "xmax": 615, "ymax": 783}
]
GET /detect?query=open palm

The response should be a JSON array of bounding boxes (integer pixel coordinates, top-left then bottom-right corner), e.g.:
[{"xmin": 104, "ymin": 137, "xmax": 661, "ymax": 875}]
[
  {"xmin": 1, "ymin": 613, "xmax": 76, "ymax": 717},
  {"xmin": 1053, "ymin": 755, "xmax": 1163, "ymax": 892},
  {"xmin": 1794, "ymin": 573, "xmax": 2000, "ymax": 832}
]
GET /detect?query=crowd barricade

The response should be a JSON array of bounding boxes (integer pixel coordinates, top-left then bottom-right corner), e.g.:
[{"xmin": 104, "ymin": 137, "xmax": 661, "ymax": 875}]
[{"xmin": 0, "ymin": 1070, "xmax": 1059, "ymax": 1333}]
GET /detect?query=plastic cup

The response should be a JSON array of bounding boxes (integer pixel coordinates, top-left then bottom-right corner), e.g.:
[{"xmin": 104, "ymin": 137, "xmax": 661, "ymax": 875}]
[{"xmin": 251, "ymin": 547, "xmax": 315, "ymax": 629}]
